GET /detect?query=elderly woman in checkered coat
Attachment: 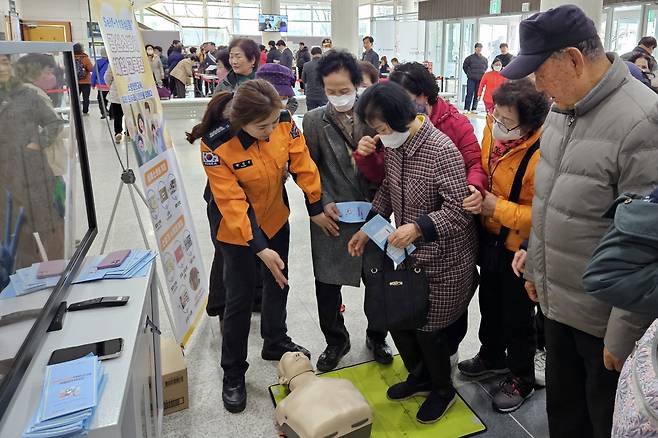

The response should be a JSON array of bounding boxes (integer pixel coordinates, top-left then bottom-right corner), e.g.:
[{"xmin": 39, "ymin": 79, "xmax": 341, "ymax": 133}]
[{"xmin": 348, "ymin": 81, "xmax": 477, "ymax": 425}]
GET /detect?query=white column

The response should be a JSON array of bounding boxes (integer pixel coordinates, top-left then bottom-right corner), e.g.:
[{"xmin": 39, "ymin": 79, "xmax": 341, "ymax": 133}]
[
  {"xmin": 541, "ymin": 0, "xmax": 603, "ymax": 31},
  {"xmin": 331, "ymin": 0, "xmax": 360, "ymax": 55},
  {"xmin": 261, "ymin": 0, "xmax": 280, "ymax": 44}
]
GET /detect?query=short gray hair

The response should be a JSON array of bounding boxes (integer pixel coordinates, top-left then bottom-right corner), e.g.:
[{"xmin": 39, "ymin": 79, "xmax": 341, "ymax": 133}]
[{"xmin": 551, "ymin": 36, "xmax": 605, "ymax": 61}]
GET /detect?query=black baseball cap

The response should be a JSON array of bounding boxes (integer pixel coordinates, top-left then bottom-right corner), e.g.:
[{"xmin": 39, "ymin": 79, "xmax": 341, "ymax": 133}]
[{"xmin": 502, "ymin": 4, "xmax": 599, "ymax": 80}]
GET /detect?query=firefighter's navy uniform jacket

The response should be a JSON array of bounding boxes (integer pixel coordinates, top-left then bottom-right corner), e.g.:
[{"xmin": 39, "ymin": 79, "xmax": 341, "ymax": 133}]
[{"xmin": 201, "ymin": 110, "xmax": 323, "ymax": 253}]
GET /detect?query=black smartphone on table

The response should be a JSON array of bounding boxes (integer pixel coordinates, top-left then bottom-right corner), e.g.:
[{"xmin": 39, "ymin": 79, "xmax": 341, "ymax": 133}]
[{"xmin": 47, "ymin": 338, "xmax": 123, "ymax": 365}]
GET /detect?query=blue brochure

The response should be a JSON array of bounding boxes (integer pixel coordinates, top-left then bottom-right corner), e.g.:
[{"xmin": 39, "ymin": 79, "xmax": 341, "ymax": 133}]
[
  {"xmin": 335, "ymin": 202, "xmax": 372, "ymax": 223},
  {"xmin": 23, "ymin": 355, "xmax": 107, "ymax": 438},
  {"xmin": 361, "ymin": 215, "xmax": 416, "ymax": 264},
  {"xmin": 39, "ymin": 355, "xmax": 97, "ymax": 422}
]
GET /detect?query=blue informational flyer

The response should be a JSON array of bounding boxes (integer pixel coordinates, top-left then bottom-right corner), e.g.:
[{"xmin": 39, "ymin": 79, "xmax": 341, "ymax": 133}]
[
  {"xmin": 23, "ymin": 355, "xmax": 107, "ymax": 438},
  {"xmin": 73, "ymin": 250, "xmax": 156, "ymax": 284},
  {"xmin": 361, "ymin": 215, "xmax": 416, "ymax": 264},
  {"xmin": 335, "ymin": 202, "xmax": 372, "ymax": 223},
  {"xmin": 39, "ymin": 355, "xmax": 97, "ymax": 422}
]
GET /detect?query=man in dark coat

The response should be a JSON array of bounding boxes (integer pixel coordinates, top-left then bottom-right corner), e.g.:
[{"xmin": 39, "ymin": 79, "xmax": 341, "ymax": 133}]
[{"xmin": 462, "ymin": 42, "xmax": 488, "ymax": 112}]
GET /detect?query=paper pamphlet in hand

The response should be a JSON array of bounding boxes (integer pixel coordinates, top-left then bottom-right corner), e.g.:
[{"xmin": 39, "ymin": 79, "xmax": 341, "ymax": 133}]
[
  {"xmin": 361, "ymin": 215, "xmax": 416, "ymax": 264},
  {"xmin": 335, "ymin": 202, "xmax": 372, "ymax": 223}
]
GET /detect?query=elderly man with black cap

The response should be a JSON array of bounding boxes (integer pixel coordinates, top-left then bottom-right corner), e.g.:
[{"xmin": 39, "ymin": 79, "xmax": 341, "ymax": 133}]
[{"xmin": 504, "ymin": 4, "xmax": 658, "ymax": 437}]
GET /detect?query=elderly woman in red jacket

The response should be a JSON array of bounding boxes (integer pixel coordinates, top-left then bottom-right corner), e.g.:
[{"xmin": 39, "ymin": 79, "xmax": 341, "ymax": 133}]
[{"xmin": 354, "ymin": 61, "xmax": 486, "ymax": 366}]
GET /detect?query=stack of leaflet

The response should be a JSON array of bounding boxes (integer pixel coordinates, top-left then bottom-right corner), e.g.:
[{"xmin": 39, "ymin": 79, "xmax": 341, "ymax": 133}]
[
  {"xmin": 7, "ymin": 260, "xmax": 66, "ymax": 297},
  {"xmin": 23, "ymin": 355, "xmax": 106, "ymax": 438},
  {"xmin": 74, "ymin": 249, "xmax": 156, "ymax": 284}
]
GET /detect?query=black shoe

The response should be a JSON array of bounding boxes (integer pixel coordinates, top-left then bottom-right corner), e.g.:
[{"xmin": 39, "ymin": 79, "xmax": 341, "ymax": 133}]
[
  {"xmin": 262, "ymin": 340, "xmax": 311, "ymax": 361},
  {"xmin": 387, "ymin": 374, "xmax": 432, "ymax": 401},
  {"xmin": 222, "ymin": 377, "xmax": 246, "ymax": 413},
  {"xmin": 366, "ymin": 337, "xmax": 393, "ymax": 365},
  {"xmin": 492, "ymin": 375, "xmax": 535, "ymax": 413},
  {"xmin": 458, "ymin": 353, "xmax": 509, "ymax": 378},
  {"xmin": 100, "ymin": 115, "xmax": 106, "ymax": 119},
  {"xmin": 316, "ymin": 341, "xmax": 351, "ymax": 372},
  {"xmin": 416, "ymin": 390, "xmax": 457, "ymax": 424}
]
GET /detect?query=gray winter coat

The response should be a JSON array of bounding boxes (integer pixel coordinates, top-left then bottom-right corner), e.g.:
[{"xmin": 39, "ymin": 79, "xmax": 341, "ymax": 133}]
[
  {"xmin": 583, "ymin": 193, "xmax": 658, "ymax": 316},
  {"xmin": 302, "ymin": 103, "xmax": 379, "ymax": 286},
  {"xmin": 524, "ymin": 54, "xmax": 658, "ymax": 359}
]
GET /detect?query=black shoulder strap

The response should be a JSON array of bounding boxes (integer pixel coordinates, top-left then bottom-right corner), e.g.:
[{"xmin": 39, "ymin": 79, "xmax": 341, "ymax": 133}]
[
  {"xmin": 497, "ymin": 139, "xmax": 540, "ymax": 245},
  {"xmin": 325, "ymin": 114, "xmax": 356, "ymax": 150}
]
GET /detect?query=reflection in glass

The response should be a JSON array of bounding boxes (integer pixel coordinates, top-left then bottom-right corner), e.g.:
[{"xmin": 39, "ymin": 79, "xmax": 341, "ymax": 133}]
[{"xmin": 0, "ymin": 48, "xmax": 80, "ymax": 385}]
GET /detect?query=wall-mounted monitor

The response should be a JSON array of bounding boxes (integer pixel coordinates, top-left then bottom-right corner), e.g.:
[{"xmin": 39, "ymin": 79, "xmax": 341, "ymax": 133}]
[{"xmin": 258, "ymin": 14, "xmax": 288, "ymax": 32}]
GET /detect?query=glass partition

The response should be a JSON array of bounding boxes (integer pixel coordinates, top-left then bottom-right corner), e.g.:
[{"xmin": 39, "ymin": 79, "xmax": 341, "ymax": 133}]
[
  {"xmin": 610, "ymin": 5, "xmax": 642, "ymax": 54},
  {"xmin": 444, "ymin": 21, "xmax": 461, "ymax": 79},
  {"xmin": 0, "ymin": 42, "xmax": 96, "ymax": 421}
]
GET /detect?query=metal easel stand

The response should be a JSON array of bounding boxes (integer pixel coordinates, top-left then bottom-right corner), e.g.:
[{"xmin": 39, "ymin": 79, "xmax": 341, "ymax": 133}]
[{"xmin": 99, "ymin": 163, "xmax": 177, "ymax": 341}]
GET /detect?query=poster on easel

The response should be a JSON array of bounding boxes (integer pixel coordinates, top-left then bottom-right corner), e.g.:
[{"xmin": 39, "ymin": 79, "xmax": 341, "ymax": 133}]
[{"xmin": 91, "ymin": 0, "xmax": 208, "ymax": 347}]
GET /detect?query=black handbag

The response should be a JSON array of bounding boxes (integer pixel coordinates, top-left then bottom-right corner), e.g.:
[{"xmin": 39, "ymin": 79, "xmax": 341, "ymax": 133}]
[
  {"xmin": 478, "ymin": 140, "xmax": 539, "ymax": 272},
  {"xmin": 362, "ymin": 151, "xmax": 430, "ymax": 332},
  {"xmin": 363, "ymin": 242, "xmax": 430, "ymax": 332}
]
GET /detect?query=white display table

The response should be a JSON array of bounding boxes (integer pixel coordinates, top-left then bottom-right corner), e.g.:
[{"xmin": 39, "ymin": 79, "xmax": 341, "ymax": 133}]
[{"xmin": 0, "ymin": 264, "xmax": 162, "ymax": 438}]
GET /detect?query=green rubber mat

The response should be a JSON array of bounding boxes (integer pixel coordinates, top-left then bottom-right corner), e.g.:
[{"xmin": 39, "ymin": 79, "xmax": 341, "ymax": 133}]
[{"xmin": 269, "ymin": 355, "xmax": 486, "ymax": 437}]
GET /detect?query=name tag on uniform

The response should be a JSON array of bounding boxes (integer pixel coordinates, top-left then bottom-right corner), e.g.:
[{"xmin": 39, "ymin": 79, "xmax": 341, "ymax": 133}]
[{"xmin": 233, "ymin": 160, "xmax": 253, "ymax": 170}]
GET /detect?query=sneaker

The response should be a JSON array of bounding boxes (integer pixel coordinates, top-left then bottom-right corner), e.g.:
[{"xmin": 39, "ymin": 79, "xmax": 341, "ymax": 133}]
[
  {"xmin": 416, "ymin": 391, "xmax": 457, "ymax": 424},
  {"xmin": 316, "ymin": 341, "xmax": 351, "ymax": 372},
  {"xmin": 261, "ymin": 340, "xmax": 311, "ymax": 361},
  {"xmin": 114, "ymin": 133, "xmax": 123, "ymax": 144},
  {"xmin": 387, "ymin": 375, "xmax": 432, "ymax": 401},
  {"xmin": 458, "ymin": 353, "xmax": 509, "ymax": 378},
  {"xmin": 492, "ymin": 376, "xmax": 535, "ymax": 413},
  {"xmin": 534, "ymin": 350, "xmax": 546, "ymax": 387}
]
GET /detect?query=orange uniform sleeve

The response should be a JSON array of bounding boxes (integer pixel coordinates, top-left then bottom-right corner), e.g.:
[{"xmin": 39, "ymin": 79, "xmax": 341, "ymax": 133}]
[
  {"xmin": 200, "ymin": 141, "xmax": 268, "ymax": 252},
  {"xmin": 284, "ymin": 120, "xmax": 324, "ymax": 216}
]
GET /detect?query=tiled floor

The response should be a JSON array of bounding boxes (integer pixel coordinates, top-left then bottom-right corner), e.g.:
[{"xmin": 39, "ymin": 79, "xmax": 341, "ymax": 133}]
[{"xmin": 81, "ymin": 104, "xmax": 547, "ymax": 438}]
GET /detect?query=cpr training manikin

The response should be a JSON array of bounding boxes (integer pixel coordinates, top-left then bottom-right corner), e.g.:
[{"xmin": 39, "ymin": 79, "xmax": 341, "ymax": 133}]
[{"xmin": 275, "ymin": 352, "xmax": 374, "ymax": 438}]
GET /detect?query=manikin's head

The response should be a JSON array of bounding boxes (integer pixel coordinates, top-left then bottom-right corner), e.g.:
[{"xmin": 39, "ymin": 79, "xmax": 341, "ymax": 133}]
[{"xmin": 277, "ymin": 352, "xmax": 314, "ymax": 387}]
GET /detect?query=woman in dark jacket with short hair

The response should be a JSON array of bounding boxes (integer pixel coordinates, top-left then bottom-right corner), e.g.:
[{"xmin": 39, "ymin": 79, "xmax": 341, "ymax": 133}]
[{"xmin": 348, "ymin": 81, "xmax": 477, "ymax": 424}]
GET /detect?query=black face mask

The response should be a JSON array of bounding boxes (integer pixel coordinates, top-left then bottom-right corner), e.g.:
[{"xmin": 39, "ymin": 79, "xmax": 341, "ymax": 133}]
[{"xmin": 414, "ymin": 102, "xmax": 427, "ymax": 114}]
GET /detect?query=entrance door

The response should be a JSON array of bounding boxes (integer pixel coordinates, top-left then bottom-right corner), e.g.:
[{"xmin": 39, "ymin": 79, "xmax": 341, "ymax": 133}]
[{"xmin": 443, "ymin": 21, "xmax": 461, "ymax": 97}]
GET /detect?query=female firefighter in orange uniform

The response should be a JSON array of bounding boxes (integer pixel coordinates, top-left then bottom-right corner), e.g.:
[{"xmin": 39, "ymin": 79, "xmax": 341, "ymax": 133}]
[{"xmin": 188, "ymin": 79, "xmax": 337, "ymax": 413}]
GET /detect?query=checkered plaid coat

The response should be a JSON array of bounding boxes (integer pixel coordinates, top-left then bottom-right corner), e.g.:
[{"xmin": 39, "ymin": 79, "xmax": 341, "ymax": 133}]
[{"xmin": 371, "ymin": 118, "xmax": 477, "ymax": 331}]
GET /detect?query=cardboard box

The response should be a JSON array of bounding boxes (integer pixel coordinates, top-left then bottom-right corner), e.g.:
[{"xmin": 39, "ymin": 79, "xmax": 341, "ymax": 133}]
[{"xmin": 160, "ymin": 337, "xmax": 189, "ymax": 416}]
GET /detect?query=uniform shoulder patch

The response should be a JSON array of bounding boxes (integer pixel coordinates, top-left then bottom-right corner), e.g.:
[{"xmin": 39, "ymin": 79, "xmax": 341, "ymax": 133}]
[
  {"xmin": 202, "ymin": 120, "xmax": 233, "ymax": 150},
  {"xmin": 202, "ymin": 151, "xmax": 220, "ymax": 166},
  {"xmin": 279, "ymin": 110, "xmax": 292, "ymax": 123}
]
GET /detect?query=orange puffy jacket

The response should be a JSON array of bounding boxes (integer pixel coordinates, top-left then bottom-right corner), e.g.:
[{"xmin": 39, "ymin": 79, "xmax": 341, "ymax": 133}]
[
  {"xmin": 201, "ymin": 111, "xmax": 323, "ymax": 252},
  {"xmin": 480, "ymin": 115, "xmax": 541, "ymax": 252}
]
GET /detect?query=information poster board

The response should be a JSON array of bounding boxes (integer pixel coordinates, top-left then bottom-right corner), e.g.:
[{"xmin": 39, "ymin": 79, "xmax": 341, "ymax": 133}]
[{"xmin": 91, "ymin": 0, "xmax": 208, "ymax": 346}]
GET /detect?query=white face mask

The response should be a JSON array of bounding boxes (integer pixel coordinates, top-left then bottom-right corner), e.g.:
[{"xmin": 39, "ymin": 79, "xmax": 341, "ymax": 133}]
[
  {"xmin": 356, "ymin": 86, "xmax": 367, "ymax": 96},
  {"xmin": 327, "ymin": 91, "xmax": 356, "ymax": 112},
  {"xmin": 379, "ymin": 130, "xmax": 410, "ymax": 149},
  {"xmin": 281, "ymin": 98, "xmax": 289, "ymax": 106},
  {"xmin": 493, "ymin": 64, "xmax": 502, "ymax": 72},
  {"xmin": 492, "ymin": 120, "xmax": 523, "ymax": 142}
]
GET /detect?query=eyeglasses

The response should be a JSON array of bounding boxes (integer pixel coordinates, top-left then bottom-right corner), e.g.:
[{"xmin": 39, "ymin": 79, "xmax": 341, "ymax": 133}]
[{"xmin": 491, "ymin": 113, "xmax": 520, "ymax": 133}]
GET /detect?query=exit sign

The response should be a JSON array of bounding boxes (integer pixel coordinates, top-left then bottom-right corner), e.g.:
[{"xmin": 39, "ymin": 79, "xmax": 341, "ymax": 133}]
[{"xmin": 490, "ymin": 0, "xmax": 502, "ymax": 15}]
